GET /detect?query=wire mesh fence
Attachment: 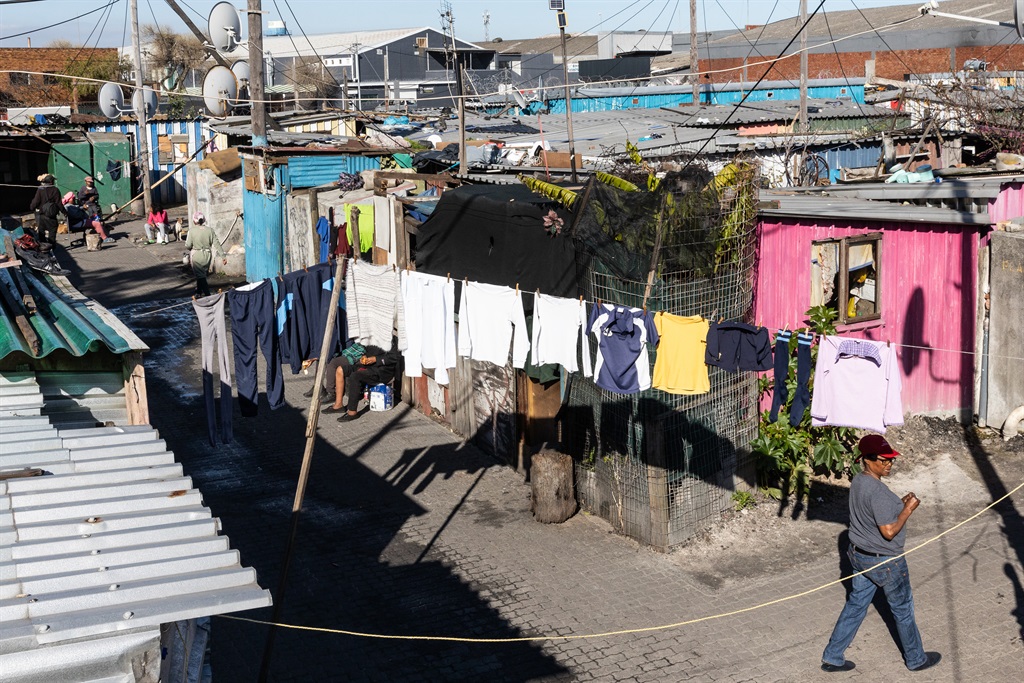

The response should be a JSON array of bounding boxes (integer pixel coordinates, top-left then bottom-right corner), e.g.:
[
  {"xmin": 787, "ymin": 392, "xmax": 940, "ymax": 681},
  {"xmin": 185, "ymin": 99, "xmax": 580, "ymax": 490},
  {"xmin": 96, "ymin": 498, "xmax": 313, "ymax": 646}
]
[{"xmin": 564, "ymin": 161, "xmax": 760, "ymax": 549}]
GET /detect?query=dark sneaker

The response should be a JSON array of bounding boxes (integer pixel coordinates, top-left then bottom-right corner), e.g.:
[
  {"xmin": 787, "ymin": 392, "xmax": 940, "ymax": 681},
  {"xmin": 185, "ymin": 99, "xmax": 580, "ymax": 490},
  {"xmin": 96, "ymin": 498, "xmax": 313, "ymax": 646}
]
[
  {"xmin": 821, "ymin": 661, "xmax": 855, "ymax": 673},
  {"xmin": 337, "ymin": 412, "xmax": 360, "ymax": 422},
  {"xmin": 909, "ymin": 652, "xmax": 941, "ymax": 672}
]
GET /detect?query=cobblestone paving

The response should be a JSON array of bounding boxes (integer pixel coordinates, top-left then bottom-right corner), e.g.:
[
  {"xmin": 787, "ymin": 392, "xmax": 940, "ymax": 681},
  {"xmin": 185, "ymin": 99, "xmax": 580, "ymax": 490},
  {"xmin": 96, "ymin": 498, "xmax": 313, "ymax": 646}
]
[{"xmin": 64, "ymin": 220, "xmax": 1024, "ymax": 682}]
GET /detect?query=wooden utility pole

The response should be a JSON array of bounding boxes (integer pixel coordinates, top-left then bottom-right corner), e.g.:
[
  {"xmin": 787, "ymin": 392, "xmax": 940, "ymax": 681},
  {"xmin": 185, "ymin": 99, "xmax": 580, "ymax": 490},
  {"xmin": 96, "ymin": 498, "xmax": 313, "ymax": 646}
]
[
  {"xmin": 690, "ymin": 0, "xmax": 699, "ymax": 106},
  {"xmin": 556, "ymin": 10, "xmax": 578, "ymax": 183},
  {"xmin": 247, "ymin": 0, "xmax": 268, "ymax": 145},
  {"xmin": 129, "ymin": 0, "xmax": 153, "ymax": 217},
  {"xmin": 799, "ymin": 0, "xmax": 808, "ymax": 134}
]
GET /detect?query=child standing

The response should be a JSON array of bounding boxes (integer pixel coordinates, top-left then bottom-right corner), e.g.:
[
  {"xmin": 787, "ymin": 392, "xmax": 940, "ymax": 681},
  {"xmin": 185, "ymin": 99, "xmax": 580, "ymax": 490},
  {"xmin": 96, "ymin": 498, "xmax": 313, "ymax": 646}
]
[{"xmin": 145, "ymin": 204, "xmax": 170, "ymax": 244}]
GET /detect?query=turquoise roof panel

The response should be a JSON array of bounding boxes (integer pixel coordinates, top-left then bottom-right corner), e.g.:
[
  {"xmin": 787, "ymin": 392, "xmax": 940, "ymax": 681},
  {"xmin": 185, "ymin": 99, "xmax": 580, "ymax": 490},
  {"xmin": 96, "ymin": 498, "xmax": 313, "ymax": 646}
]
[{"xmin": 0, "ymin": 233, "xmax": 147, "ymax": 360}]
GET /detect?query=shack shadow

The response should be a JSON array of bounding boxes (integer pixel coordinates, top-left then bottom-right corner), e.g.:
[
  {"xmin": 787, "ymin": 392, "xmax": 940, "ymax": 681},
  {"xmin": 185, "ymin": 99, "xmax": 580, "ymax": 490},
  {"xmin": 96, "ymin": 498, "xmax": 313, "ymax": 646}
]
[
  {"xmin": 963, "ymin": 425, "xmax": 1024, "ymax": 641},
  {"xmin": 112, "ymin": 300, "xmax": 568, "ymax": 682}
]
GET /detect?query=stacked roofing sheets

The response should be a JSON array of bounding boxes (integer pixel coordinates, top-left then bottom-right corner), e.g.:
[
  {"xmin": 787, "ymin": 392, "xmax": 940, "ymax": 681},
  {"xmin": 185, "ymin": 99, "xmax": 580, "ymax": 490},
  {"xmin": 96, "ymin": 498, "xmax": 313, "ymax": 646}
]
[
  {"xmin": 0, "ymin": 388, "xmax": 271, "ymax": 677},
  {"xmin": 0, "ymin": 251, "xmax": 148, "ymax": 361}
]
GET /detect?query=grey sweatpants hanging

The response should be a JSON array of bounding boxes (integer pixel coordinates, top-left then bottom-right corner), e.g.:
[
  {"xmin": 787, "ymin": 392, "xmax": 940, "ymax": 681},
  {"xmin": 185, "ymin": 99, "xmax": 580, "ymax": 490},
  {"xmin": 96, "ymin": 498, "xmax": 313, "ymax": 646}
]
[{"xmin": 193, "ymin": 293, "xmax": 233, "ymax": 445}]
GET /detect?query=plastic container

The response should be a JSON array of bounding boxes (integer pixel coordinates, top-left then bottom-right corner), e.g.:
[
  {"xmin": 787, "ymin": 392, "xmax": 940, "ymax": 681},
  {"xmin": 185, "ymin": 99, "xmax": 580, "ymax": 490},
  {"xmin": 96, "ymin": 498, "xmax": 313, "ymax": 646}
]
[{"xmin": 369, "ymin": 384, "xmax": 393, "ymax": 412}]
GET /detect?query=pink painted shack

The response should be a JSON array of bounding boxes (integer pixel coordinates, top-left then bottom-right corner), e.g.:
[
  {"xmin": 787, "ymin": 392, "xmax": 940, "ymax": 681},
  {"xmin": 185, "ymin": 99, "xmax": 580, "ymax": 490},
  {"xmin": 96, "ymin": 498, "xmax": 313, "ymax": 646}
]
[{"xmin": 753, "ymin": 177, "xmax": 1023, "ymax": 420}]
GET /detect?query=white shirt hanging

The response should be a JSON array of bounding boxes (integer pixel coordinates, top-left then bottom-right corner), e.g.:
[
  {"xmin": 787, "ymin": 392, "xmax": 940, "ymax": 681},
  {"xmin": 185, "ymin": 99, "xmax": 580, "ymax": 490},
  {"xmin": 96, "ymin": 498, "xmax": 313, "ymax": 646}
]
[
  {"xmin": 345, "ymin": 259, "xmax": 405, "ymax": 351},
  {"xmin": 457, "ymin": 281, "xmax": 529, "ymax": 368},
  {"xmin": 531, "ymin": 293, "xmax": 592, "ymax": 376},
  {"xmin": 401, "ymin": 271, "xmax": 456, "ymax": 385}
]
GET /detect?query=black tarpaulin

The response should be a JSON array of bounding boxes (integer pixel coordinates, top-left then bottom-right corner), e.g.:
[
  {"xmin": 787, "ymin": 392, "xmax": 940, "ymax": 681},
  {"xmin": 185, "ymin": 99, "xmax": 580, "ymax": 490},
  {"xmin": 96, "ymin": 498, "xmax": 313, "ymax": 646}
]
[{"xmin": 414, "ymin": 184, "xmax": 578, "ymax": 299}]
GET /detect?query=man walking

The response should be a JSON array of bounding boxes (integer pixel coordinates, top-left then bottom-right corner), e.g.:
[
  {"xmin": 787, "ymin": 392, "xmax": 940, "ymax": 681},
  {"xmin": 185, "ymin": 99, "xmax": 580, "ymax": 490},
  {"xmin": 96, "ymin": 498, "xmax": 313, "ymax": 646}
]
[{"xmin": 821, "ymin": 434, "xmax": 941, "ymax": 673}]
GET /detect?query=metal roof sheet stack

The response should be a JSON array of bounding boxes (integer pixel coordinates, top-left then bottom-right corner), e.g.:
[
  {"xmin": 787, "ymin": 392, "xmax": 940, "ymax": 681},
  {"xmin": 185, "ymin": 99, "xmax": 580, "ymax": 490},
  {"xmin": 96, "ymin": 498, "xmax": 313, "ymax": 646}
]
[{"xmin": 0, "ymin": 408, "xmax": 271, "ymax": 680}]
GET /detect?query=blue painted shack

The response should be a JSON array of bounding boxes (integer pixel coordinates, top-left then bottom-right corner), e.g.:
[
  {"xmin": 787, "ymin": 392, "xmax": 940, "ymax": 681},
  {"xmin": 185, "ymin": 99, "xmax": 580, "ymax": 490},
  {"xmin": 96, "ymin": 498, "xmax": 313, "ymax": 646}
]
[
  {"xmin": 513, "ymin": 78, "xmax": 866, "ymax": 115},
  {"xmin": 238, "ymin": 145, "xmax": 391, "ymax": 282},
  {"xmin": 83, "ymin": 118, "xmax": 209, "ymax": 205}
]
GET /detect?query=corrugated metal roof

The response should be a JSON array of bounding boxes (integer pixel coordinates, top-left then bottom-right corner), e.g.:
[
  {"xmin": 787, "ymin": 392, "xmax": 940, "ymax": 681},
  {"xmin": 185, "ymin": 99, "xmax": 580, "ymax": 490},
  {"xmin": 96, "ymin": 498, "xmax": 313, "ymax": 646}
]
[
  {"xmin": 261, "ymin": 27, "xmax": 474, "ymax": 58},
  {"xmin": 0, "ymin": 376, "xmax": 271, "ymax": 669},
  {"xmin": 783, "ymin": 175, "xmax": 1024, "ymax": 200},
  {"xmin": 662, "ymin": 99, "xmax": 892, "ymax": 126},
  {"xmin": 478, "ymin": 34, "xmax": 599, "ymax": 56},
  {"xmin": 576, "ymin": 77, "xmax": 867, "ymax": 99},
  {"xmin": 0, "ymin": 249, "xmax": 148, "ymax": 361},
  {"xmin": 710, "ymin": 0, "xmax": 1002, "ymax": 46},
  {"xmin": 760, "ymin": 190, "xmax": 991, "ymax": 225}
]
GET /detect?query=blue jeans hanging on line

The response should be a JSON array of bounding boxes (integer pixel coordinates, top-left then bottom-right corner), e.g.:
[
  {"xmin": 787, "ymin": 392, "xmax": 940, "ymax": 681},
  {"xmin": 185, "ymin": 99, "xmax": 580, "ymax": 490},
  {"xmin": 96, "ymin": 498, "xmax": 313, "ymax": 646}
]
[{"xmin": 822, "ymin": 548, "xmax": 927, "ymax": 670}]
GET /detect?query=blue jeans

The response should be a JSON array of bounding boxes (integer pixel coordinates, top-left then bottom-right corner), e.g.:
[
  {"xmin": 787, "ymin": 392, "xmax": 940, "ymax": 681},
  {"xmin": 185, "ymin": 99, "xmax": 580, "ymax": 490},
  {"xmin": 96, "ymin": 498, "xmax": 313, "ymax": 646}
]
[{"xmin": 822, "ymin": 548, "xmax": 927, "ymax": 669}]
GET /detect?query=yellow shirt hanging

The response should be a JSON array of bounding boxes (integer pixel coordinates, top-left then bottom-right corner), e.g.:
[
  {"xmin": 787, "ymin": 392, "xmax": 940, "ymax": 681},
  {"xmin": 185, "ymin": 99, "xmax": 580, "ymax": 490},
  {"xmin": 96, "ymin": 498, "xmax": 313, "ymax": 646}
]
[{"xmin": 652, "ymin": 313, "xmax": 710, "ymax": 395}]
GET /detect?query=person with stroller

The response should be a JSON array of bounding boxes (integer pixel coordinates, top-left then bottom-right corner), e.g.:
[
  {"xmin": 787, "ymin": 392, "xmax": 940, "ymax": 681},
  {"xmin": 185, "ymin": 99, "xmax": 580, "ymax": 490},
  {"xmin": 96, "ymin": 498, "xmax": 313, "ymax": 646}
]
[{"xmin": 29, "ymin": 174, "xmax": 65, "ymax": 245}]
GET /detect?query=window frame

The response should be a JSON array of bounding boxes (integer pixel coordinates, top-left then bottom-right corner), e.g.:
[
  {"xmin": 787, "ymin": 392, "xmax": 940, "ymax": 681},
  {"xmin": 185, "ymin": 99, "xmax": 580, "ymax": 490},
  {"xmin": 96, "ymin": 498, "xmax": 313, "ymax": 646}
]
[
  {"xmin": 9, "ymin": 72, "xmax": 30, "ymax": 86},
  {"xmin": 811, "ymin": 233, "xmax": 883, "ymax": 325}
]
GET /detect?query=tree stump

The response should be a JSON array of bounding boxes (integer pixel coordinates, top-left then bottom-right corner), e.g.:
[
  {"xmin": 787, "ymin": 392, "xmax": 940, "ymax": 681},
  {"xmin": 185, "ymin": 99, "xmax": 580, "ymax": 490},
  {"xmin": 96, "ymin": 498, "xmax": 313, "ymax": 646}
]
[{"xmin": 530, "ymin": 449, "xmax": 577, "ymax": 524}]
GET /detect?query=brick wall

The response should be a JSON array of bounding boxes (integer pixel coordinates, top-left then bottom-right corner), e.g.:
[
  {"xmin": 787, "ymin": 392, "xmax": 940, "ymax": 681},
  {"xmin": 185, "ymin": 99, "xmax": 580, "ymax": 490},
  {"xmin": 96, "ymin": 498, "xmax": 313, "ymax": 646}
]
[
  {"xmin": 0, "ymin": 47, "xmax": 119, "ymax": 107},
  {"xmin": 701, "ymin": 45, "xmax": 1024, "ymax": 84}
]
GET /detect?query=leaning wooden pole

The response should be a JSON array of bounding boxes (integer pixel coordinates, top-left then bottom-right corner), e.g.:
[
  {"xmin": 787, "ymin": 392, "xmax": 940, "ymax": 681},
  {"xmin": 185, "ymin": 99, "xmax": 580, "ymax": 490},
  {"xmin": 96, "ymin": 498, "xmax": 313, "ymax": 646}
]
[
  {"xmin": 296, "ymin": 256, "xmax": 348, "ymax": 498},
  {"xmin": 257, "ymin": 256, "xmax": 346, "ymax": 683}
]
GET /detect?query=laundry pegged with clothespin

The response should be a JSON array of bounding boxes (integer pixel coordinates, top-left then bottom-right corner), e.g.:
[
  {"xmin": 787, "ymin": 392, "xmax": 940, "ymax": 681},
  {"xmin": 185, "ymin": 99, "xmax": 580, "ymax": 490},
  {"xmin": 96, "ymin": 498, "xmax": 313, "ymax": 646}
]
[{"xmin": 811, "ymin": 335, "xmax": 904, "ymax": 433}]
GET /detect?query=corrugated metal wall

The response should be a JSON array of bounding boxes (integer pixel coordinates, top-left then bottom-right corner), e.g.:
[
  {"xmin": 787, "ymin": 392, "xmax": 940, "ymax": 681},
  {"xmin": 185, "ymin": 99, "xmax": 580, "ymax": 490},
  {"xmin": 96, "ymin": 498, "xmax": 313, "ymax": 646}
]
[
  {"xmin": 287, "ymin": 155, "xmax": 381, "ymax": 189},
  {"xmin": 821, "ymin": 143, "xmax": 883, "ymax": 183},
  {"xmin": 242, "ymin": 162, "xmax": 288, "ymax": 282},
  {"xmin": 753, "ymin": 218, "xmax": 979, "ymax": 417},
  {"xmin": 84, "ymin": 120, "xmax": 206, "ymax": 205},
  {"xmin": 988, "ymin": 181, "xmax": 1024, "ymax": 223},
  {"xmin": 542, "ymin": 85, "xmax": 866, "ymax": 114}
]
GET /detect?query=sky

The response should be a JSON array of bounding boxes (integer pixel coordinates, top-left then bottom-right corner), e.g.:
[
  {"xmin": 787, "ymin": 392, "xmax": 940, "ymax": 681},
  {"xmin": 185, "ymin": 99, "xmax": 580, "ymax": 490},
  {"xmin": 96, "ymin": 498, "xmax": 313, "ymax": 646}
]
[{"xmin": 0, "ymin": 0, "xmax": 930, "ymax": 48}]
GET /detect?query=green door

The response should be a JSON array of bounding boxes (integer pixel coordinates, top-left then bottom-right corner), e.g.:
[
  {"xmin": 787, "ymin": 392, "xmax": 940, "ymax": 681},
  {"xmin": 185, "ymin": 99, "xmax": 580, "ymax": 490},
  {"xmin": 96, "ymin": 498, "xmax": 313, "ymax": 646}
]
[
  {"xmin": 87, "ymin": 132, "xmax": 132, "ymax": 211},
  {"xmin": 47, "ymin": 139, "xmax": 92, "ymax": 201}
]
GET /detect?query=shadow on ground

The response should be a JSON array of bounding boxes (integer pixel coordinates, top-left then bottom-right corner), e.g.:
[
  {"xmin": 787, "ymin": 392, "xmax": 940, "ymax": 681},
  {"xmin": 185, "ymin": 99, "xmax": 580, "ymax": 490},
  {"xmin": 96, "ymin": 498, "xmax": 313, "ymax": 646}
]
[{"xmin": 112, "ymin": 299, "xmax": 569, "ymax": 682}]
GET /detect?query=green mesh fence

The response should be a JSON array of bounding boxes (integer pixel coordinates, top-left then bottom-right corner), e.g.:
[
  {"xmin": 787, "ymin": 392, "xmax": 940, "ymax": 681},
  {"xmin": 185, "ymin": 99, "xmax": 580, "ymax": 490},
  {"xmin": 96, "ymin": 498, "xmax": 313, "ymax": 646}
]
[{"xmin": 564, "ymin": 162, "xmax": 760, "ymax": 549}]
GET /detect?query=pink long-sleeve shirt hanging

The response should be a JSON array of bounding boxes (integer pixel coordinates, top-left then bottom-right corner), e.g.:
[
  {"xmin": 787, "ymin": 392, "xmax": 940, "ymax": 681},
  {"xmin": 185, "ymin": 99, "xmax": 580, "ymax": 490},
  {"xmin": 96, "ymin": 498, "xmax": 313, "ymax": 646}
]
[{"xmin": 810, "ymin": 335, "xmax": 904, "ymax": 433}]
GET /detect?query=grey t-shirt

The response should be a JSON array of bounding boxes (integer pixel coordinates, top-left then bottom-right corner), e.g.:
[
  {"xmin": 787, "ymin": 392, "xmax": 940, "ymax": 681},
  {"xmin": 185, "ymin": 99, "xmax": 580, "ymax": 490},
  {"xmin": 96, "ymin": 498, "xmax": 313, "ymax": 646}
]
[{"xmin": 847, "ymin": 473, "xmax": 905, "ymax": 555}]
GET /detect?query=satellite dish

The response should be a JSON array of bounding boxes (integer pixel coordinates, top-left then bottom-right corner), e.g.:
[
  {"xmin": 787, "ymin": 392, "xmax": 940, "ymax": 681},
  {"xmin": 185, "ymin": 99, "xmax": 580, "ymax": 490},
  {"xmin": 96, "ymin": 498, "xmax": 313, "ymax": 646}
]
[
  {"xmin": 208, "ymin": 1, "xmax": 242, "ymax": 53},
  {"xmin": 230, "ymin": 60, "xmax": 250, "ymax": 84},
  {"xmin": 132, "ymin": 87, "xmax": 159, "ymax": 118},
  {"xmin": 98, "ymin": 82, "xmax": 125, "ymax": 119},
  {"xmin": 1016, "ymin": 0, "xmax": 1024, "ymax": 40},
  {"xmin": 202, "ymin": 66, "xmax": 238, "ymax": 117},
  {"xmin": 512, "ymin": 89, "xmax": 528, "ymax": 110}
]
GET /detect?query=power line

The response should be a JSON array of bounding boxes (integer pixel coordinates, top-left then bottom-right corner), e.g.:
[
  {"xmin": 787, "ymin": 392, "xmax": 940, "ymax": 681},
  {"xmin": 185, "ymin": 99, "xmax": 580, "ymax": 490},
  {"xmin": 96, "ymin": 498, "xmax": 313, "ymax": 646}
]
[
  {"xmin": 714, "ymin": 0, "xmax": 796, "ymax": 90},
  {"xmin": 679, "ymin": 0, "xmax": 827, "ymax": 171},
  {"xmin": 821, "ymin": 5, "xmax": 867, "ymax": 118},
  {"xmin": 848, "ymin": 0, "xmax": 925, "ymax": 83},
  {"xmin": 0, "ymin": 0, "xmax": 120, "ymax": 41}
]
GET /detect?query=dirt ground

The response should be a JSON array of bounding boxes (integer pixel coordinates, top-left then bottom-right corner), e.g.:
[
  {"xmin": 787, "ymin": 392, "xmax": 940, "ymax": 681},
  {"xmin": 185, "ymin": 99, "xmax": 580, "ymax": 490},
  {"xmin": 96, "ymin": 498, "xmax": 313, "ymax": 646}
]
[{"xmin": 670, "ymin": 416, "xmax": 1024, "ymax": 581}]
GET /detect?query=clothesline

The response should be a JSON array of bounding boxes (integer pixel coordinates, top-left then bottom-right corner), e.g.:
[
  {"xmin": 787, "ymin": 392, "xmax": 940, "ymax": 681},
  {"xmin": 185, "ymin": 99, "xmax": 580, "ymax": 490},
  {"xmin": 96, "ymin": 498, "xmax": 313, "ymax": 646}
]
[
  {"xmin": 138, "ymin": 264, "xmax": 1024, "ymax": 365},
  {"xmin": 420, "ymin": 276, "xmax": 1024, "ymax": 364}
]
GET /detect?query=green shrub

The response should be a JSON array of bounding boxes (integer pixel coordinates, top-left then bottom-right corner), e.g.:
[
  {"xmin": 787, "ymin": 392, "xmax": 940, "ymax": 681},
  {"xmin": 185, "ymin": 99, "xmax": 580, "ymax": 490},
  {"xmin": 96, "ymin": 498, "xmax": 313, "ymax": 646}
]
[{"xmin": 731, "ymin": 491, "xmax": 756, "ymax": 511}]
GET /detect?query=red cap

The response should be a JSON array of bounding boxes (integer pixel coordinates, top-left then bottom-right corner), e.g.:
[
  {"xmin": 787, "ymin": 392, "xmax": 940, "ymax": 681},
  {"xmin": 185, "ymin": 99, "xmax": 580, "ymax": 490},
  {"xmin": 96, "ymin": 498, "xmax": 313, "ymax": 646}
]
[{"xmin": 858, "ymin": 434, "xmax": 900, "ymax": 458}]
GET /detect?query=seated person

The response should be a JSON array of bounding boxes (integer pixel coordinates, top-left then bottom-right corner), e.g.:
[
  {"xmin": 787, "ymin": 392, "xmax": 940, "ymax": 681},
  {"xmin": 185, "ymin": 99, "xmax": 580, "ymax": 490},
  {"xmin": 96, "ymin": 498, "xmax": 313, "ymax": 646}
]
[
  {"xmin": 65, "ymin": 202, "xmax": 113, "ymax": 242},
  {"xmin": 325, "ymin": 339, "xmax": 401, "ymax": 421},
  {"xmin": 78, "ymin": 176, "xmax": 100, "ymax": 213},
  {"xmin": 305, "ymin": 342, "xmax": 365, "ymax": 401}
]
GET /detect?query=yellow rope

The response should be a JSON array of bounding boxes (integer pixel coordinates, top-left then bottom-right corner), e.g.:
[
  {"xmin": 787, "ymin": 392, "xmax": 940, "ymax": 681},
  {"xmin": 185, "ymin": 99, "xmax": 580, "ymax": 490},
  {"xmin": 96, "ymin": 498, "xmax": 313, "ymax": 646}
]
[{"xmin": 218, "ymin": 480, "xmax": 1022, "ymax": 643}]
